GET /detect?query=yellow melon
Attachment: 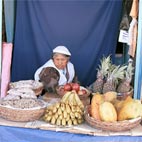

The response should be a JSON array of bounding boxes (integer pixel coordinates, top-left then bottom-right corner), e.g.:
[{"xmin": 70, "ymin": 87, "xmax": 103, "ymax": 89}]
[
  {"xmin": 118, "ymin": 100, "xmax": 142, "ymax": 121},
  {"xmin": 91, "ymin": 93, "xmax": 104, "ymax": 105},
  {"xmin": 99, "ymin": 101, "xmax": 117, "ymax": 122},
  {"xmin": 113, "ymin": 99, "xmax": 124, "ymax": 113},
  {"xmin": 103, "ymin": 91, "xmax": 117, "ymax": 102},
  {"xmin": 90, "ymin": 93, "xmax": 104, "ymax": 120}
]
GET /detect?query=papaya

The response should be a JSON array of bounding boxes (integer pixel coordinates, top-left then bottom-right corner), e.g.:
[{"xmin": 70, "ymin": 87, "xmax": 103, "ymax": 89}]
[
  {"xmin": 113, "ymin": 99, "xmax": 124, "ymax": 113},
  {"xmin": 91, "ymin": 93, "xmax": 104, "ymax": 105},
  {"xmin": 104, "ymin": 91, "xmax": 117, "ymax": 102},
  {"xmin": 99, "ymin": 101, "xmax": 117, "ymax": 122},
  {"xmin": 90, "ymin": 93, "xmax": 104, "ymax": 120},
  {"xmin": 118, "ymin": 100, "xmax": 142, "ymax": 121}
]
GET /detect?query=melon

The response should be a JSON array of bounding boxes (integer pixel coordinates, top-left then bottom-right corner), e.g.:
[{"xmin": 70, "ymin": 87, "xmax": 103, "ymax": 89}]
[
  {"xmin": 99, "ymin": 101, "xmax": 117, "ymax": 122},
  {"xmin": 90, "ymin": 93, "xmax": 104, "ymax": 120},
  {"xmin": 104, "ymin": 91, "xmax": 117, "ymax": 102}
]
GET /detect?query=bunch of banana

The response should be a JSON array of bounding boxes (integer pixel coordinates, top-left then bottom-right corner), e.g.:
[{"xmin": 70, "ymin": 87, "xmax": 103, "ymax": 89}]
[
  {"xmin": 43, "ymin": 91, "xmax": 84, "ymax": 126},
  {"xmin": 61, "ymin": 90, "xmax": 84, "ymax": 109}
]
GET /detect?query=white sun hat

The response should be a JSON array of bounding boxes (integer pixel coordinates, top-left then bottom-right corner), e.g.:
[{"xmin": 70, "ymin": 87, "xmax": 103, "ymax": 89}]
[{"xmin": 53, "ymin": 46, "xmax": 71, "ymax": 56}]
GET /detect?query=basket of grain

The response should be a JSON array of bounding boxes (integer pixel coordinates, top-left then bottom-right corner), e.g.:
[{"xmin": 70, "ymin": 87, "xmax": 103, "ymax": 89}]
[{"xmin": 0, "ymin": 98, "xmax": 46, "ymax": 122}]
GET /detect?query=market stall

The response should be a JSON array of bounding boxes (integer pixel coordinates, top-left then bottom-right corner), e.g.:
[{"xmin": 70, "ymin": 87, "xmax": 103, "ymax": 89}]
[
  {"xmin": 0, "ymin": 79, "xmax": 142, "ymax": 142},
  {"xmin": 0, "ymin": 0, "xmax": 142, "ymax": 141}
]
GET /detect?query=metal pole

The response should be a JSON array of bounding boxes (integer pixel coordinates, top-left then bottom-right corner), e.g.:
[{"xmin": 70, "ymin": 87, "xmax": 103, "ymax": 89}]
[{"xmin": 134, "ymin": 0, "xmax": 142, "ymax": 99}]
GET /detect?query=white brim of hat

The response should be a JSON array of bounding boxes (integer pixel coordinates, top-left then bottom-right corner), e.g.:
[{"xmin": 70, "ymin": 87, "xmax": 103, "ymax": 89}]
[{"xmin": 53, "ymin": 46, "xmax": 71, "ymax": 56}]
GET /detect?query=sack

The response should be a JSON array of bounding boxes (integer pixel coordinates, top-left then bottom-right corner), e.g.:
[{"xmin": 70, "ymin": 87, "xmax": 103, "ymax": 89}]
[{"xmin": 39, "ymin": 67, "xmax": 59, "ymax": 92}]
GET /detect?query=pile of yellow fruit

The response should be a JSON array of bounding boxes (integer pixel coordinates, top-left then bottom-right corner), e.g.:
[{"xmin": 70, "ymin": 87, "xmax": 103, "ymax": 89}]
[
  {"xmin": 91, "ymin": 92, "xmax": 142, "ymax": 122},
  {"xmin": 43, "ymin": 91, "xmax": 84, "ymax": 126}
]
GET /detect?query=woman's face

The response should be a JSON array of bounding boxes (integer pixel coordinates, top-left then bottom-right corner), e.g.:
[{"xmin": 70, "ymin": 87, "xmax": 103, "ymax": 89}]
[{"xmin": 53, "ymin": 53, "xmax": 69, "ymax": 69}]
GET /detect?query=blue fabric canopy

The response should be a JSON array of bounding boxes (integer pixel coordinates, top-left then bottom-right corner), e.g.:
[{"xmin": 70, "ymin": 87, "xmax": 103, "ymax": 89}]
[{"xmin": 11, "ymin": 0, "xmax": 122, "ymax": 86}]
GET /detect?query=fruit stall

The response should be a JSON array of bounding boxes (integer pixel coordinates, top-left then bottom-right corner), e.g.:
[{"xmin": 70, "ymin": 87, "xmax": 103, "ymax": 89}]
[
  {"xmin": 0, "ymin": 1, "xmax": 142, "ymax": 142},
  {"xmin": 0, "ymin": 79, "xmax": 142, "ymax": 142}
]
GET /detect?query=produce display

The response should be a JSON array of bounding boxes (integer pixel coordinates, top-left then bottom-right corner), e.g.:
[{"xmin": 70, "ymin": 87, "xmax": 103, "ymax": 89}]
[
  {"xmin": 91, "ymin": 55, "xmax": 134, "ymax": 94},
  {"xmin": 43, "ymin": 91, "xmax": 84, "ymax": 126},
  {"xmin": 0, "ymin": 80, "xmax": 47, "ymax": 122},
  {"xmin": 0, "ymin": 83, "xmax": 46, "ymax": 109},
  {"xmin": 56, "ymin": 83, "xmax": 89, "ymax": 96},
  {"xmin": 90, "ymin": 92, "xmax": 142, "ymax": 122},
  {"xmin": 0, "ymin": 73, "xmax": 140, "ymax": 133}
]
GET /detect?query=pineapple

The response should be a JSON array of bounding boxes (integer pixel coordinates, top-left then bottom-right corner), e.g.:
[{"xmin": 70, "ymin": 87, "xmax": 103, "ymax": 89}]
[
  {"xmin": 117, "ymin": 62, "xmax": 134, "ymax": 93},
  {"xmin": 92, "ymin": 56, "xmax": 111, "ymax": 93},
  {"xmin": 103, "ymin": 65, "xmax": 127, "ymax": 93}
]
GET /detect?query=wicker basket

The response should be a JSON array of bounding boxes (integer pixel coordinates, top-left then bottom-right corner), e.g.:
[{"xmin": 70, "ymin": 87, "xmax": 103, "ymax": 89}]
[
  {"xmin": 84, "ymin": 105, "xmax": 141, "ymax": 132},
  {"xmin": 56, "ymin": 86, "xmax": 90, "ymax": 99},
  {"xmin": 117, "ymin": 87, "xmax": 133, "ymax": 100},
  {"xmin": 0, "ymin": 100, "xmax": 46, "ymax": 122}
]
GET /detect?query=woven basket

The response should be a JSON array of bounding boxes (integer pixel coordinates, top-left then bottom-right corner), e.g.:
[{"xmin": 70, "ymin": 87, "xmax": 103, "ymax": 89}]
[
  {"xmin": 0, "ymin": 100, "xmax": 46, "ymax": 122},
  {"xmin": 117, "ymin": 87, "xmax": 133, "ymax": 100},
  {"xmin": 84, "ymin": 105, "xmax": 141, "ymax": 132},
  {"xmin": 56, "ymin": 86, "xmax": 90, "ymax": 99}
]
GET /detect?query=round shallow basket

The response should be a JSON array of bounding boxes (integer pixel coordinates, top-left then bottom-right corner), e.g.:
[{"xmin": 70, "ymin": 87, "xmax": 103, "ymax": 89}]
[
  {"xmin": 117, "ymin": 87, "xmax": 133, "ymax": 100},
  {"xmin": 56, "ymin": 86, "xmax": 90, "ymax": 99},
  {"xmin": 78, "ymin": 86, "xmax": 91, "ymax": 99},
  {"xmin": 84, "ymin": 105, "xmax": 141, "ymax": 132},
  {"xmin": 0, "ymin": 99, "xmax": 46, "ymax": 122}
]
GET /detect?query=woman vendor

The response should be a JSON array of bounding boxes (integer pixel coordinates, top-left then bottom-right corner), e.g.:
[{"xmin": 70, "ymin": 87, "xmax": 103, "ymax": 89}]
[{"xmin": 34, "ymin": 45, "xmax": 78, "ymax": 92}]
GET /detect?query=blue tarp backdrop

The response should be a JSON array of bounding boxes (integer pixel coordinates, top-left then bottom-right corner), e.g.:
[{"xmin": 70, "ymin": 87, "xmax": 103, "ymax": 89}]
[{"xmin": 11, "ymin": 0, "xmax": 122, "ymax": 86}]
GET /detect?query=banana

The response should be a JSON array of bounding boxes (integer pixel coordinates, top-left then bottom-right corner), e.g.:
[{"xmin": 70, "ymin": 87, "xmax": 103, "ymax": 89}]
[
  {"xmin": 74, "ymin": 92, "xmax": 84, "ymax": 108},
  {"xmin": 68, "ymin": 92, "xmax": 74, "ymax": 106},
  {"xmin": 61, "ymin": 91, "xmax": 72, "ymax": 103},
  {"xmin": 66, "ymin": 104, "xmax": 71, "ymax": 113},
  {"xmin": 72, "ymin": 92, "xmax": 77, "ymax": 105}
]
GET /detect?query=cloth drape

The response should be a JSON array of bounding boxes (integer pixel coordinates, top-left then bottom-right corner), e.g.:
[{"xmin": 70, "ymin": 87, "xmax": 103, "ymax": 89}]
[
  {"xmin": 128, "ymin": 0, "xmax": 139, "ymax": 57},
  {"xmin": 0, "ymin": 42, "xmax": 13, "ymax": 98},
  {"xmin": 4, "ymin": 0, "xmax": 16, "ymax": 42},
  {"xmin": 11, "ymin": 1, "xmax": 122, "ymax": 86},
  {"xmin": 1, "ymin": 125, "xmax": 142, "ymax": 142},
  {"xmin": 1, "ymin": 0, "xmax": 15, "ymax": 98}
]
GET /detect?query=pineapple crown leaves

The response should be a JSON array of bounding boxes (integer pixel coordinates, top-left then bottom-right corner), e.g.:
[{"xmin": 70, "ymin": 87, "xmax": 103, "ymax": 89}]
[
  {"xmin": 107, "ymin": 65, "xmax": 127, "ymax": 84},
  {"xmin": 97, "ymin": 55, "xmax": 112, "ymax": 77},
  {"xmin": 125, "ymin": 62, "xmax": 134, "ymax": 81},
  {"xmin": 109, "ymin": 64, "xmax": 117, "ymax": 72}
]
